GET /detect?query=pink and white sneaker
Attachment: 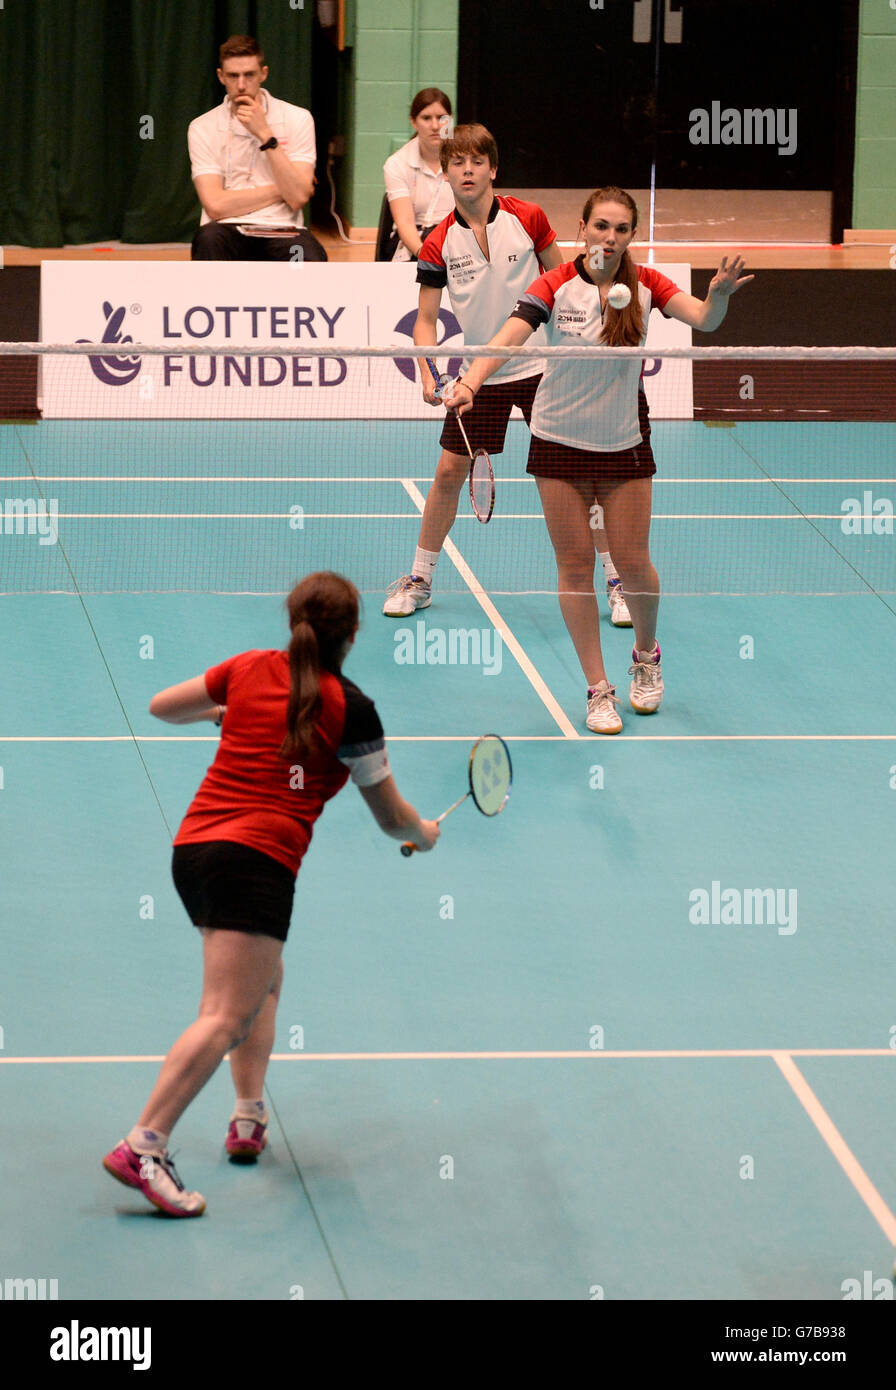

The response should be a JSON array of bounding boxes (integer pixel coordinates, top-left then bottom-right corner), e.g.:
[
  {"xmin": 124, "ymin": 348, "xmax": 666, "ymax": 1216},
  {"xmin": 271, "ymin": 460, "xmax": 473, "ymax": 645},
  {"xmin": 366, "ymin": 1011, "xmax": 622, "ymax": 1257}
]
[
  {"xmin": 102, "ymin": 1140, "xmax": 206, "ymax": 1217},
  {"xmin": 225, "ymin": 1118, "xmax": 268, "ymax": 1162}
]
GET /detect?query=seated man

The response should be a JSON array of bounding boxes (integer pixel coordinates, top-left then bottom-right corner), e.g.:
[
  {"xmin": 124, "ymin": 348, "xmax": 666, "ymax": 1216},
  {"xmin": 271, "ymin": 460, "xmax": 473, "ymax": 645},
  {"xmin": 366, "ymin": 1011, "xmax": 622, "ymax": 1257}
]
[{"xmin": 188, "ymin": 33, "xmax": 327, "ymax": 261}]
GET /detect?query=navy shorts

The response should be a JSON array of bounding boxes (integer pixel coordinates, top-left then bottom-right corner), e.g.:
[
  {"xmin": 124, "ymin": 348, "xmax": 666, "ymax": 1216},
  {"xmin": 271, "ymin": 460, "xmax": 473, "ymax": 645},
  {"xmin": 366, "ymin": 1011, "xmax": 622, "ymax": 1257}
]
[
  {"xmin": 527, "ymin": 390, "xmax": 656, "ymax": 484},
  {"xmin": 440, "ymin": 373, "xmax": 541, "ymax": 456},
  {"xmin": 171, "ymin": 841, "xmax": 296, "ymax": 943}
]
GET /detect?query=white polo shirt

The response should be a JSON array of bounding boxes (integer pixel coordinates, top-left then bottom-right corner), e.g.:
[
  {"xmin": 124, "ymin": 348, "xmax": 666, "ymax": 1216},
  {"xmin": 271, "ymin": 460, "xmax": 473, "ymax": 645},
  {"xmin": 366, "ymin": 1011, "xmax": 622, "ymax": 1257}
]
[
  {"xmin": 511, "ymin": 257, "xmax": 683, "ymax": 450},
  {"xmin": 416, "ymin": 196, "xmax": 556, "ymax": 383},
  {"xmin": 383, "ymin": 137, "xmax": 455, "ymax": 254},
  {"xmin": 188, "ymin": 90, "xmax": 316, "ymax": 229}
]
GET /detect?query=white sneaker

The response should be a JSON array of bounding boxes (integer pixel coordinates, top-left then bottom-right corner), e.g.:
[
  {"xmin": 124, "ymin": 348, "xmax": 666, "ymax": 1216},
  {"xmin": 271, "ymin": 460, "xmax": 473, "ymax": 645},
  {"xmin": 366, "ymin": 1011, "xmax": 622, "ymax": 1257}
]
[
  {"xmin": 628, "ymin": 645, "xmax": 663, "ymax": 714},
  {"xmin": 383, "ymin": 575, "xmax": 432, "ymax": 617},
  {"xmin": 586, "ymin": 681, "xmax": 623, "ymax": 734},
  {"xmin": 607, "ymin": 580, "xmax": 632, "ymax": 627}
]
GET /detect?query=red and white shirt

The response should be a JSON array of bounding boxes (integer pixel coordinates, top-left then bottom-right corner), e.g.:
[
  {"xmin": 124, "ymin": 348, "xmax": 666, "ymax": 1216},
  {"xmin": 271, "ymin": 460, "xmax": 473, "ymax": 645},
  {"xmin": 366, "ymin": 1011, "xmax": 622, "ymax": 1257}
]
[
  {"xmin": 173, "ymin": 650, "xmax": 391, "ymax": 875},
  {"xmin": 511, "ymin": 258, "xmax": 682, "ymax": 450},
  {"xmin": 417, "ymin": 196, "xmax": 556, "ymax": 384}
]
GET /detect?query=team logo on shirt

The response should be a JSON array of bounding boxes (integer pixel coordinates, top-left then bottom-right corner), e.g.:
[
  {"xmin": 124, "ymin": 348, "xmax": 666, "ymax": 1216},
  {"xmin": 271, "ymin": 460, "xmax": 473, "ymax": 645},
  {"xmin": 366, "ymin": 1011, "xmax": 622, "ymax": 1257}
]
[
  {"xmin": 556, "ymin": 307, "xmax": 588, "ymax": 336},
  {"xmin": 391, "ymin": 308, "xmax": 463, "ymax": 385}
]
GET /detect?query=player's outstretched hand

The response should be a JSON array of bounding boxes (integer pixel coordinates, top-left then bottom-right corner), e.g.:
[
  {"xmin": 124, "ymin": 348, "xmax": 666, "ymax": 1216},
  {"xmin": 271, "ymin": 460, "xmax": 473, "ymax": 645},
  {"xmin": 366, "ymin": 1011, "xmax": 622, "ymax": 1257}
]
[{"xmin": 709, "ymin": 255, "xmax": 755, "ymax": 297}]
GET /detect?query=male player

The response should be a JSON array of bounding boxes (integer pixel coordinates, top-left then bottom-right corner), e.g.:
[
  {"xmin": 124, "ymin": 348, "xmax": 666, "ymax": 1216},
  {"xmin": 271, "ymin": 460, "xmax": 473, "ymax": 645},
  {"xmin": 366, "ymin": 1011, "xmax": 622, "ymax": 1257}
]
[{"xmin": 383, "ymin": 124, "xmax": 564, "ymax": 616}]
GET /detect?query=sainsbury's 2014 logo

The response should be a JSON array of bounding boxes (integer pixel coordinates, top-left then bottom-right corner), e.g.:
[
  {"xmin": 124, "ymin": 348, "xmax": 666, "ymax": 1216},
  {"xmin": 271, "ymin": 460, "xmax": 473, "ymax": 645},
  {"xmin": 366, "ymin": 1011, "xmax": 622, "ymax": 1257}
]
[{"xmin": 77, "ymin": 302, "xmax": 142, "ymax": 385}]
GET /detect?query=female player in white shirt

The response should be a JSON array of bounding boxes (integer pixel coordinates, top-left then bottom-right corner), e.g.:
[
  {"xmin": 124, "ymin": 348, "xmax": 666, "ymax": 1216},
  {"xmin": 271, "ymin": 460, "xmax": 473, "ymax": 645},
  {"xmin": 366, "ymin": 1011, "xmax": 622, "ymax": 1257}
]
[
  {"xmin": 383, "ymin": 88, "xmax": 457, "ymax": 261},
  {"xmin": 449, "ymin": 187, "xmax": 753, "ymax": 733}
]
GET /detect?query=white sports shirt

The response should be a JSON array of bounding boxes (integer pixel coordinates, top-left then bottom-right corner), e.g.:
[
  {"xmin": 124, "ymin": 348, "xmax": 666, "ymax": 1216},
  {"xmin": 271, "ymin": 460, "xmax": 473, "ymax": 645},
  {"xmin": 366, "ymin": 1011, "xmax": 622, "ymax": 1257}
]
[
  {"xmin": 511, "ymin": 257, "xmax": 683, "ymax": 450},
  {"xmin": 383, "ymin": 137, "xmax": 455, "ymax": 243},
  {"xmin": 188, "ymin": 90, "xmax": 316, "ymax": 229},
  {"xmin": 416, "ymin": 196, "xmax": 556, "ymax": 384}
]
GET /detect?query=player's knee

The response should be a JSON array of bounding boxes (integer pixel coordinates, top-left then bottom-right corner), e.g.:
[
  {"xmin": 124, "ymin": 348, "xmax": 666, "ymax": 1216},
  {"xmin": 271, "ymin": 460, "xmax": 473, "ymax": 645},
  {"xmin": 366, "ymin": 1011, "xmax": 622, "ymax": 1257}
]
[
  {"xmin": 558, "ymin": 559, "xmax": 596, "ymax": 592},
  {"xmin": 201, "ymin": 1002, "xmax": 257, "ymax": 1050},
  {"xmin": 613, "ymin": 552, "xmax": 652, "ymax": 585},
  {"xmin": 435, "ymin": 453, "xmax": 469, "ymax": 486},
  {"xmin": 228, "ymin": 1008, "xmax": 260, "ymax": 1049}
]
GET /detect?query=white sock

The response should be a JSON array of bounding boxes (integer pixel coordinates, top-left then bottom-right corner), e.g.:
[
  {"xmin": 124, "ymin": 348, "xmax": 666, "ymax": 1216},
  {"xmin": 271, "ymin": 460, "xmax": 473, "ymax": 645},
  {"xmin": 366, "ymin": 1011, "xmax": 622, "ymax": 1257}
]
[
  {"xmin": 127, "ymin": 1124, "xmax": 169, "ymax": 1155},
  {"xmin": 413, "ymin": 547, "xmax": 439, "ymax": 583},
  {"xmin": 232, "ymin": 1099, "xmax": 267, "ymax": 1123},
  {"xmin": 599, "ymin": 552, "xmax": 619, "ymax": 584}
]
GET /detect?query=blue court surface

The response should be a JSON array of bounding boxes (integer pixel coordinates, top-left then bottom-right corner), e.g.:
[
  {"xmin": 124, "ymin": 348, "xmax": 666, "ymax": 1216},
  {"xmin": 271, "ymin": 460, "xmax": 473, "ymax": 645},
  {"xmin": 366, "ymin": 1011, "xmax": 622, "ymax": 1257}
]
[{"xmin": 1, "ymin": 415, "xmax": 894, "ymax": 1301}]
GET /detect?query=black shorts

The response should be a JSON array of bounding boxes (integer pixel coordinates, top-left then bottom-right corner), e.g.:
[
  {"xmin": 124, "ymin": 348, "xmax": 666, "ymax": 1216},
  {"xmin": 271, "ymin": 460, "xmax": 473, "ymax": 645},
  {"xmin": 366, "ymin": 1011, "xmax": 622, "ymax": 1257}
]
[
  {"xmin": 171, "ymin": 841, "xmax": 296, "ymax": 943},
  {"xmin": 527, "ymin": 390, "xmax": 656, "ymax": 484},
  {"xmin": 440, "ymin": 373, "xmax": 541, "ymax": 456}
]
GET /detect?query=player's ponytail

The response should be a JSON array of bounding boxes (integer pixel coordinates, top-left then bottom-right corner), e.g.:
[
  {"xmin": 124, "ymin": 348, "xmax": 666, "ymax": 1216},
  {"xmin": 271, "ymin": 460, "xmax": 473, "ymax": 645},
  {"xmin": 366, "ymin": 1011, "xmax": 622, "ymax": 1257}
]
[
  {"xmin": 581, "ymin": 187, "xmax": 644, "ymax": 348},
  {"xmin": 281, "ymin": 572, "xmax": 360, "ymax": 759}
]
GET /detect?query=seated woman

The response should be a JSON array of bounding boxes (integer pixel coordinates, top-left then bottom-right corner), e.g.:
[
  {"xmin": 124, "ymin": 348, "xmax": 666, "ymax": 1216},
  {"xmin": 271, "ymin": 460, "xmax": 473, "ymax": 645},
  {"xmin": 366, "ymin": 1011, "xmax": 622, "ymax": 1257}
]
[{"xmin": 382, "ymin": 88, "xmax": 456, "ymax": 261}]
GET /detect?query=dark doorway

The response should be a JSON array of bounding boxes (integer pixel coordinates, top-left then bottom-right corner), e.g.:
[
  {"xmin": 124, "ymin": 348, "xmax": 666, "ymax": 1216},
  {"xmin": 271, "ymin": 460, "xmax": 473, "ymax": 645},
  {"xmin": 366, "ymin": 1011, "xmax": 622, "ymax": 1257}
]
[{"xmin": 459, "ymin": 0, "xmax": 857, "ymax": 240}]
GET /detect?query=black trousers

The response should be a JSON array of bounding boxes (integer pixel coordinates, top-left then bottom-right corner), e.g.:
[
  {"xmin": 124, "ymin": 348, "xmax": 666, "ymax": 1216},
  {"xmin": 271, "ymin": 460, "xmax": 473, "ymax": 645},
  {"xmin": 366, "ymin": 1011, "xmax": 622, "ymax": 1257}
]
[{"xmin": 191, "ymin": 222, "xmax": 328, "ymax": 262}]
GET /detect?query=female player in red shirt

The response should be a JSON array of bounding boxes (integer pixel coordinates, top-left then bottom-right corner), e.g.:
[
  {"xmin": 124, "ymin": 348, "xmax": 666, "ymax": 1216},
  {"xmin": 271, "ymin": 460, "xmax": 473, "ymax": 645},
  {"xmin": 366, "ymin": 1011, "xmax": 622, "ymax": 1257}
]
[
  {"xmin": 103, "ymin": 571, "xmax": 438, "ymax": 1216},
  {"xmin": 448, "ymin": 187, "xmax": 752, "ymax": 733}
]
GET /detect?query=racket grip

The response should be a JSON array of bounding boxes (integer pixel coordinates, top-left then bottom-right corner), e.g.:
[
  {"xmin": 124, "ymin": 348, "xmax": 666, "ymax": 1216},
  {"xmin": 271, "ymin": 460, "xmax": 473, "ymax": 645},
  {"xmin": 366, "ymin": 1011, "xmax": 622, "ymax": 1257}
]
[{"xmin": 400, "ymin": 842, "xmax": 416, "ymax": 857}]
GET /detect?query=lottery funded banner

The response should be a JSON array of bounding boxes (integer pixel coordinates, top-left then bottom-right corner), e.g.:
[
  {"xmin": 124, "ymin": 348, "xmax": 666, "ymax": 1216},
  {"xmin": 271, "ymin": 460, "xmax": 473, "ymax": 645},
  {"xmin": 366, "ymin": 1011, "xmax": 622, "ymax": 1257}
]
[{"xmin": 39, "ymin": 262, "xmax": 692, "ymax": 419}]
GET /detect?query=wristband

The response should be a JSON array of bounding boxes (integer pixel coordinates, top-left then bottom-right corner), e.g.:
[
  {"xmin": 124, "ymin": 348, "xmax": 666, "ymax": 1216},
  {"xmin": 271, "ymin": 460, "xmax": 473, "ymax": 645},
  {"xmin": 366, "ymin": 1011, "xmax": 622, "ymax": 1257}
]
[{"xmin": 213, "ymin": 707, "xmax": 224, "ymax": 727}]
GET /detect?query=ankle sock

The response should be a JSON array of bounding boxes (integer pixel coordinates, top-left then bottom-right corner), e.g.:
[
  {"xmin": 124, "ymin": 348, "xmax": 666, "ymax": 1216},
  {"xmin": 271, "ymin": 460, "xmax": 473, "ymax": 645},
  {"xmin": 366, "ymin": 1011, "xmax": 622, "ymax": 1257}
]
[
  {"xmin": 412, "ymin": 548, "xmax": 439, "ymax": 583},
  {"xmin": 127, "ymin": 1125, "xmax": 169, "ymax": 1155},
  {"xmin": 232, "ymin": 1099, "xmax": 267, "ymax": 1124},
  {"xmin": 598, "ymin": 552, "xmax": 619, "ymax": 584}
]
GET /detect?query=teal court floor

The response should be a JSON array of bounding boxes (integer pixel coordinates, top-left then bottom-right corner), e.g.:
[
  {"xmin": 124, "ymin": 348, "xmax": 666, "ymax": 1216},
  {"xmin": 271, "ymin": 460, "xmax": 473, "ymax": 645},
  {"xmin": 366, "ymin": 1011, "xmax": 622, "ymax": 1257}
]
[{"xmin": 0, "ymin": 415, "xmax": 894, "ymax": 1300}]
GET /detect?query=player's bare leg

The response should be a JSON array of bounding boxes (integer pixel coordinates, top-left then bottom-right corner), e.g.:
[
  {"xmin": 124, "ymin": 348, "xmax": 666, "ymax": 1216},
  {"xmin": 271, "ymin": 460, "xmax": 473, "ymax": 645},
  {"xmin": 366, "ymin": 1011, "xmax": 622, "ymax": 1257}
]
[
  {"xmin": 591, "ymin": 517, "xmax": 632, "ymax": 627},
  {"xmin": 600, "ymin": 477, "xmax": 663, "ymax": 713},
  {"xmin": 536, "ymin": 477, "xmax": 623, "ymax": 730},
  {"xmin": 417, "ymin": 449, "xmax": 470, "ymax": 551},
  {"xmin": 599, "ymin": 478, "xmax": 659, "ymax": 652},
  {"xmin": 384, "ymin": 449, "xmax": 470, "ymax": 615}
]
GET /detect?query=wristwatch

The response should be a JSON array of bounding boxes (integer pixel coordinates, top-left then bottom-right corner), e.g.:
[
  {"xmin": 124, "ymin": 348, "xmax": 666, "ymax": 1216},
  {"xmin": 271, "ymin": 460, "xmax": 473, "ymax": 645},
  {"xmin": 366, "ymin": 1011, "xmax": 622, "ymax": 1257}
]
[{"xmin": 259, "ymin": 135, "xmax": 279, "ymax": 151}]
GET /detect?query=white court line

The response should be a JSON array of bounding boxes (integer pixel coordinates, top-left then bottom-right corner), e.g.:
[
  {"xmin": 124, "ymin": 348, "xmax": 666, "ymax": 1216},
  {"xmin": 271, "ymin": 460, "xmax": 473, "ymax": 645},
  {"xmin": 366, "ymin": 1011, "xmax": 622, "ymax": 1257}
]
[
  {"xmin": 400, "ymin": 478, "xmax": 579, "ymax": 739},
  {"xmin": 11, "ymin": 511, "xmax": 879, "ymax": 521},
  {"xmin": 1, "ymin": 734, "xmax": 895, "ymax": 743},
  {"xmin": 5, "ymin": 476, "xmax": 895, "ymax": 485},
  {"xmin": 2, "ymin": 1048, "xmax": 895, "ymax": 1064},
  {"xmin": 774, "ymin": 1052, "xmax": 896, "ymax": 1245}
]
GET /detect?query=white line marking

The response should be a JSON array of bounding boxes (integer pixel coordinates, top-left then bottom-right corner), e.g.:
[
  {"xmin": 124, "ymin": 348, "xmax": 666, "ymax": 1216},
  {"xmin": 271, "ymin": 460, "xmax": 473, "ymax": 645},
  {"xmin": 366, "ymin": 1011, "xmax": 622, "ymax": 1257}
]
[
  {"xmin": 401, "ymin": 478, "xmax": 580, "ymax": 739},
  {"xmin": 2, "ymin": 1048, "xmax": 895, "ymax": 1065},
  {"xmin": 23, "ymin": 512, "xmax": 421, "ymax": 520},
  {"xmin": 1, "ymin": 734, "xmax": 895, "ymax": 743},
  {"xmin": 5, "ymin": 476, "xmax": 895, "ymax": 485},
  {"xmin": 6, "ymin": 511, "xmax": 880, "ymax": 521},
  {"xmin": 774, "ymin": 1052, "xmax": 896, "ymax": 1245}
]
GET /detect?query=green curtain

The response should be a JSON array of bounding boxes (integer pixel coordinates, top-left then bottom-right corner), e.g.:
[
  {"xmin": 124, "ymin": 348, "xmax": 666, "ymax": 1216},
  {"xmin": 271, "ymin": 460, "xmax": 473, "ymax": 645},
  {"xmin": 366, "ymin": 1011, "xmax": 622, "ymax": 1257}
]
[{"xmin": 0, "ymin": 0, "xmax": 314, "ymax": 246}]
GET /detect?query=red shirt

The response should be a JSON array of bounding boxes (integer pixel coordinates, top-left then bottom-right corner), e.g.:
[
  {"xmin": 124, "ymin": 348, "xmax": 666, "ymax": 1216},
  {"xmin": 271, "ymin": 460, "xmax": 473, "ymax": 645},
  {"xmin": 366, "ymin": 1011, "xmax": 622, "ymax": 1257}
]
[{"xmin": 173, "ymin": 650, "xmax": 389, "ymax": 875}]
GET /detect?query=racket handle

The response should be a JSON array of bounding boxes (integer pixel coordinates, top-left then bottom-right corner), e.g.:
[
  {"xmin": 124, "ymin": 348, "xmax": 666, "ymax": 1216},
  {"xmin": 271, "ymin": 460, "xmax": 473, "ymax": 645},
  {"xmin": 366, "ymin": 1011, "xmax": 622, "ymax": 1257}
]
[
  {"xmin": 400, "ymin": 791, "xmax": 470, "ymax": 857},
  {"xmin": 455, "ymin": 412, "xmax": 474, "ymax": 460}
]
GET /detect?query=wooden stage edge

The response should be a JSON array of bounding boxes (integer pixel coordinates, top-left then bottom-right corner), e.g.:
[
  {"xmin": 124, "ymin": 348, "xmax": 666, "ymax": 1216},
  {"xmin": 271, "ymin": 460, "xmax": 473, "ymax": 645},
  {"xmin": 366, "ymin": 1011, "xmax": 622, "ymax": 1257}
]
[{"xmin": 4, "ymin": 229, "xmax": 896, "ymax": 271}]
